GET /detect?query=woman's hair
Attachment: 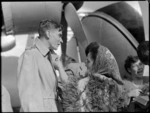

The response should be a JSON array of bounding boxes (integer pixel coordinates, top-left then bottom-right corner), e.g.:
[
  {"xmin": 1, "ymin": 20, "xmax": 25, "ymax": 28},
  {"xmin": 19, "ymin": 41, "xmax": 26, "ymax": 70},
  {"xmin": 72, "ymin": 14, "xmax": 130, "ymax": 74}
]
[
  {"xmin": 85, "ymin": 42, "xmax": 99, "ymax": 63},
  {"xmin": 38, "ymin": 19, "xmax": 63, "ymax": 37},
  {"xmin": 137, "ymin": 41, "xmax": 149, "ymax": 65},
  {"xmin": 124, "ymin": 55, "xmax": 139, "ymax": 74}
]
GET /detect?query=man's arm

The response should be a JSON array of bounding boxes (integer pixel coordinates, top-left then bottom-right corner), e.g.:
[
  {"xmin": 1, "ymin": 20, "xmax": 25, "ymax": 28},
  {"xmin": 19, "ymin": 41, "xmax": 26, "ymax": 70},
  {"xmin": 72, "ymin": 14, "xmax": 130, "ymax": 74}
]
[{"xmin": 17, "ymin": 50, "xmax": 44, "ymax": 112}]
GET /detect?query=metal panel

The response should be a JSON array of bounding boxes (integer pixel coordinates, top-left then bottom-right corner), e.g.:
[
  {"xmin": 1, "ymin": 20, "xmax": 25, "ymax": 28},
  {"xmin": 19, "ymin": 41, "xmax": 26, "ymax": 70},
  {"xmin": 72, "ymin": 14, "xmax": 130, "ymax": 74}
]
[{"xmin": 2, "ymin": 2, "xmax": 62, "ymax": 34}]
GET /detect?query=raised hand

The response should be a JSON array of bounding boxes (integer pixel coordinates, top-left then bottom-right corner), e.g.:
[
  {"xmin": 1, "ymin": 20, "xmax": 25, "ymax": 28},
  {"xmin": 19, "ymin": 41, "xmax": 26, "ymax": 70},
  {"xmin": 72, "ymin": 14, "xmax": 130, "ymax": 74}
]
[
  {"xmin": 51, "ymin": 54, "xmax": 62, "ymax": 70},
  {"xmin": 128, "ymin": 88, "xmax": 142, "ymax": 97}
]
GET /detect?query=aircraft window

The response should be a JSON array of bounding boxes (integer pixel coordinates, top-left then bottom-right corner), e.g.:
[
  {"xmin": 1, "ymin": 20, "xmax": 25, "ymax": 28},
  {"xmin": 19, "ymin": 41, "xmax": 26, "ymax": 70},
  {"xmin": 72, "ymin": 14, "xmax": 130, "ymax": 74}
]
[{"xmin": 96, "ymin": 1, "xmax": 145, "ymax": 43}]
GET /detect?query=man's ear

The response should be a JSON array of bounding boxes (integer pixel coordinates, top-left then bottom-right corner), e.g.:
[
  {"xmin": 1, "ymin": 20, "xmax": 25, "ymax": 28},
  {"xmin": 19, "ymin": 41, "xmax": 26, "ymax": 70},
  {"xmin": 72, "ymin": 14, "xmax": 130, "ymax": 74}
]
[{"xmin": 46, "ymin": 30, "xmax": 51, "ymax": 39}]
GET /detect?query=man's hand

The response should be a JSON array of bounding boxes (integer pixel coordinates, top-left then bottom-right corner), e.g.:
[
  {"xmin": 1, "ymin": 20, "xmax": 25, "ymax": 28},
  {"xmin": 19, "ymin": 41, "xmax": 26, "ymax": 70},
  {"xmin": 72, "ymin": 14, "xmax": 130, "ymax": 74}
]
[
  {"xmin": 51, "ymin": 54, "xmax": 68, "ymax": 83},
  {"xmin": 51, "ymin": 54, "xmax": 62, "ymax": 70}
]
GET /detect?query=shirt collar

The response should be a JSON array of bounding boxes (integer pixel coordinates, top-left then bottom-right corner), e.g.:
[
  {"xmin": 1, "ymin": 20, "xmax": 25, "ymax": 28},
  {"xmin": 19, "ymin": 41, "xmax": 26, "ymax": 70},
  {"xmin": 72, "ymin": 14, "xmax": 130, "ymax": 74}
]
[{"xmin": 35, "ymin": 37, "xmax": 49, "ymax": 57}]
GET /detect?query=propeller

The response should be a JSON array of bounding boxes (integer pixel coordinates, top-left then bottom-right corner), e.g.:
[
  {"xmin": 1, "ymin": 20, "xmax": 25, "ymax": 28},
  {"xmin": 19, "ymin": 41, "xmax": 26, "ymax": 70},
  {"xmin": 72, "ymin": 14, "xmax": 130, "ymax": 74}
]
[
  {"xmin": 1, "ymin": 29, "xmax": 16, "ymax": 52},
  {"xmin": 64, "ymin": 2, "xmax": 88, "ymax": 62},
  {"xmin": 61, "ymin": 1, "xmax": 84, "ymax": 63},
  {"xmin": 1, "ymin": 6, "xmax": 16, "ymax": 52},
  {"xmin": 62, "ymin": 1, "xmax": 84, "ymax": 10}
]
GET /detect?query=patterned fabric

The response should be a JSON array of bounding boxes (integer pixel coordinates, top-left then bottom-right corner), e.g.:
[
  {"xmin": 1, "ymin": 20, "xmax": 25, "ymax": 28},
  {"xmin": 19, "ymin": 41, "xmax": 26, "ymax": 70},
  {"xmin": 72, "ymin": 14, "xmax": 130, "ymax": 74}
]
[
  {"xmin": 91, "ymin": 45, "xmax": 123, "ymax": 85},
  {"xmin": 84, "ymin": 73, "xmax": 127, "ymax": 112},
  {"xmin": 61, "ymin": 78, "xmax": 81, "ymax": 112},
  {"xmin": 83, "ymin": 45, "xmax": 127, "ymax": 112},
  {"xmin": 65, "ymin": 62, "xmax": 87, "ymax": 79},
  {"xmin": 61, "ymin": 44, "xmax": 127, "ymax": 112},
  {"xmin": 60, "ymin": 63, "xmax": 87, "ymax": 112}
]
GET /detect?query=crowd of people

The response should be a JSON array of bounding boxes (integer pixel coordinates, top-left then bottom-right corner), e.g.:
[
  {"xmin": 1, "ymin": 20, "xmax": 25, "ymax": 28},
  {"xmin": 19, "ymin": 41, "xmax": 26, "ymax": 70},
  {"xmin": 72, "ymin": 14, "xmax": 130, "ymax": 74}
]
[{"xmin": 2, "ymin": 19, "xmax": 149, "ymax": 112}]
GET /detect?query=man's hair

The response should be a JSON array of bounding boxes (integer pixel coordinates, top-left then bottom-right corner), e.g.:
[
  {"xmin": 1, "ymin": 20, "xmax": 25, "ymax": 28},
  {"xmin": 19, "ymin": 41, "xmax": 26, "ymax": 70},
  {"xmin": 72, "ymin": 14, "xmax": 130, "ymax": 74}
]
[
  {"xmin": 137, "ymin": 41, "xmax": 149, "ymax": 65},
  {"xmin": 124, "ymin": 55, "xmax": 139, "ymax": 74},
  {"xmin": 85, "ymin": 42, "xmax": 99, "ymax": 63},
  {"xmin": 38, "ymin": 19, "xmax": 63, "ymax": 37}
]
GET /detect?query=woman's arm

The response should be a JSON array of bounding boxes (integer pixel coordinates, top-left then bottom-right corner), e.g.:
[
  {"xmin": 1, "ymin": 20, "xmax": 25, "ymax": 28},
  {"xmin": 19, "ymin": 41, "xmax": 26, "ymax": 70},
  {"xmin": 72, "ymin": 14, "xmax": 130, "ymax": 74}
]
[{"xmin": 93, "ymin": 73, "xmax": 112, "ymax": 81}]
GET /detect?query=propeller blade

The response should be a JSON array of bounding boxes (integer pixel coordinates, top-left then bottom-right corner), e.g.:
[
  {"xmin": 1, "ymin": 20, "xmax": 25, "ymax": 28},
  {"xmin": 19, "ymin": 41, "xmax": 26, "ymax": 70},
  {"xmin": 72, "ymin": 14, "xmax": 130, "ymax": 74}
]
[
  {"xmin": 64, "ymin": 3, "xmax": 88, "ymax": 62},
  {"xmin": 1, "ymin": 32, "xmax": 16, "ymax": 52}
]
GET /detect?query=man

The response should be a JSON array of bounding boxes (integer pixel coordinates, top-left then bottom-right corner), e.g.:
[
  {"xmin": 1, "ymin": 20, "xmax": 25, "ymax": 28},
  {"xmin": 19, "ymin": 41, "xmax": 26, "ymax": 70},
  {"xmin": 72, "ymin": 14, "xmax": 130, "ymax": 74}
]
[
  {"xmin": 137, "ymin": 41, "xmax": 149, "ymax": 83},
  {"xmin": 17, "ymin": 19, "xmax": 68, "ymax": 112},
  {"xmin": 137, "ymin": 41, "xmax": 149, "ymax": 65},
  {"xmin": 137, "ymin": 41, "xmax": 149, "ymax": 112}
]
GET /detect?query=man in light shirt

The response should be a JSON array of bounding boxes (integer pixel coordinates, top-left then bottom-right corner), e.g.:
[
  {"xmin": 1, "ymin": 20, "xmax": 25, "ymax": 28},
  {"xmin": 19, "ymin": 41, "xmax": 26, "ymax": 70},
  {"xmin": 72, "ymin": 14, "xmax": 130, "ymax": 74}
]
[{"xmin": 17, "ymin": 19, "xmax": 68, "ymax": 112}]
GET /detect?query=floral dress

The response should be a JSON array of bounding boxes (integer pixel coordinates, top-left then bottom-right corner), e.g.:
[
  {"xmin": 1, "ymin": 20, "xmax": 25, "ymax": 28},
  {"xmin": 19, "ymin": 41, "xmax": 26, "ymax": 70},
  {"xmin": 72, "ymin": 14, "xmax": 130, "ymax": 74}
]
[
  {"xmin": 60, "ymin": 44, "xmax": 128, "ymax": 112},
  {"xmin": 78, "ymin": 73, "xmax": 127, "ymax": 112}
]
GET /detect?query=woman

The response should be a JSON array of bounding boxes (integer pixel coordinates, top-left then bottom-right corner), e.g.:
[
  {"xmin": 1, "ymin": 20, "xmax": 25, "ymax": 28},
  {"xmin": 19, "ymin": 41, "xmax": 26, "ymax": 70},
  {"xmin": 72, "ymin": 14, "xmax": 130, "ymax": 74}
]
[
  {"xmin": 61, "ymin": 42, "xmax": 127, "ymax": 112},
  {"xmin": 124, "ymin": 55, "xmax": 149, "ymax": 101},
  {"xmin": 123, "ymin": 55, "xmax": 149, "ymax": 111}
]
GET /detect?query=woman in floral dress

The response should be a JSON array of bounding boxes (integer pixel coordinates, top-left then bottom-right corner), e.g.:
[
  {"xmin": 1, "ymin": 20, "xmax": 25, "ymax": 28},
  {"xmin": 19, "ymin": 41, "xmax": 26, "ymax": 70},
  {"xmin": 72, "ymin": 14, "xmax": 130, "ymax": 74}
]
[{"xmin": 60, "ymin": 42, "xmax": 127, "ymax": 112}]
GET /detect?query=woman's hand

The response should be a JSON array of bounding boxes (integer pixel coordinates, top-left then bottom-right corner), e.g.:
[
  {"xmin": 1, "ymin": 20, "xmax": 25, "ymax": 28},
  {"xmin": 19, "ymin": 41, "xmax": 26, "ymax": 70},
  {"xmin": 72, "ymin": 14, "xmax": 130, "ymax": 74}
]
[
  {"xmin": 128, "ymin": 89, "xmax": 142, "ymax": 97},
  {"xmin": 78, "ymin": 63, "xmax": 87, "ymax": 77},
  {"xmin": 93, "ymin": 73, "xmax": 112, "ymax": 80},
  {"xmin": 78, "ymin": 77, "xmax": 89, "ymax": 92}
]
